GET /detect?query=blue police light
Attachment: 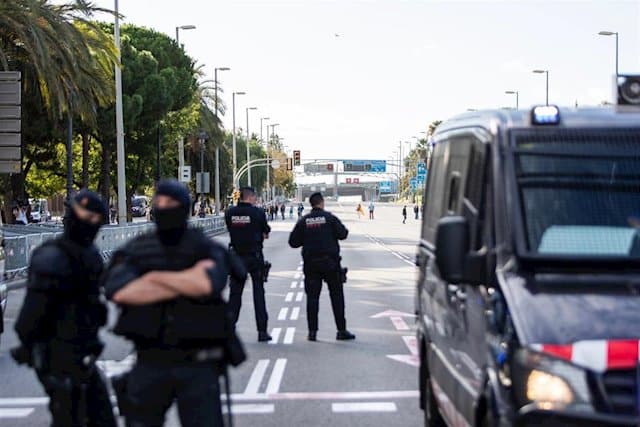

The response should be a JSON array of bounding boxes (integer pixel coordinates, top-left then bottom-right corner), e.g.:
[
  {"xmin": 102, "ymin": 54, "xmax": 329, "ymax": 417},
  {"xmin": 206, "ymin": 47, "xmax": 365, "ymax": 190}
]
[{"xmin": 531, "ymin": 105, "xmax": 560, "ymax": 125}]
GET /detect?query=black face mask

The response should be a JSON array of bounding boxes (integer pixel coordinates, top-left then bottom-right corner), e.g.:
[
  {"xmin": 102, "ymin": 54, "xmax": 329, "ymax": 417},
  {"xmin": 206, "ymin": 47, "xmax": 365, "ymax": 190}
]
[
  {"xmin": 63, "ymin": 211, "xmax": 101, "ymax": 247},
  {"xmin": 154, "ymin": 206, "xmax": 188, "ymax": 245}
]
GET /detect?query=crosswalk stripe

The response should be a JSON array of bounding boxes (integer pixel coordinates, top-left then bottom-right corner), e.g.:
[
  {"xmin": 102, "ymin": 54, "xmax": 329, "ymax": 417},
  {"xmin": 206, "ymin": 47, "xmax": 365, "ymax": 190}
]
[
  {"xmin": 277, "ymin": 307, "xmax": 289, "ymax": 321},
  {"xmin": 244, "ymin": 360, "xmax": 271, "ymax": 395},
  {"xmin": 290, "ymin": 281, "xmax": 298, "ymax": 289},
  {"xmin": 223, "ymin": 404, "xmax": 275, "ymax": 414},
  {"xmin": 269, "ymin": 328, "xmax": 282, "ymax": 345},
  {"xmin": 283, "ymin": 327, "xmax": 295, "ymax": 345},
  {"xmin": 285, "ymin": 292, "xmax": 294, "ymax": 302},
  {"xmin": 295, "ymin": 292, "xmax": 304, "ymax": 302},
  {"xmin": 0, "ymin": 408, "xmax": 35, "ymax": 418},
  {"xmin": 265, "ymin": 359, "xmax": 288, "ymax": 395},
  {"xmin": 290, "ymin": 307, "xmax": 300, "ymax": 321}
]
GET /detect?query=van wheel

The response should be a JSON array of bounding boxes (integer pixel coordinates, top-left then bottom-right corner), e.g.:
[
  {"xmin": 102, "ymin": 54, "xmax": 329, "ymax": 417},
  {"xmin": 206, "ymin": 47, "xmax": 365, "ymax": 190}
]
[{"xmin": 421, "ymin": 350, "xmax": 445, "ymax": 427}]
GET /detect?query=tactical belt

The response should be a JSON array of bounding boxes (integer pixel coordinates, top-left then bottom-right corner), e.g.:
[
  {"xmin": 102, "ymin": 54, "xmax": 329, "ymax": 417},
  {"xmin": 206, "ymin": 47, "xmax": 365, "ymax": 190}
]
[{"xmin": 137, "ymin": 347, "xmax": 225, "ymax": 364}]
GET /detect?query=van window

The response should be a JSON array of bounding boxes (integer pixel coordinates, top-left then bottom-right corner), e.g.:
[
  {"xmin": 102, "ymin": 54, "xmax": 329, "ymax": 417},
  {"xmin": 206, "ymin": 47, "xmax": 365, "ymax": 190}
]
[
  {"xmin": 447, "ymin": 174, "xmax": 461, "ymax": 213},
  {"xmin": 422, "ymin": 142, "xmax": 447, "ymax": 243}
]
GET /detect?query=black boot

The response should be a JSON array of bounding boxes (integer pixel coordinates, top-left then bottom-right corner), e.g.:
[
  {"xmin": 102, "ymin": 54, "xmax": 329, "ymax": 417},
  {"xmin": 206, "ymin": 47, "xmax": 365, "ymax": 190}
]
[
  {"xmin": 336, "ymin": 330, "xmax": 356, "ymax": 341},
  {"xmin": 258, "ymin": 331, "xmax": 272, "ymax": 342},
  {"xmin": 308, "ymin": 331, "xmax": 317, "ymax": 342}
]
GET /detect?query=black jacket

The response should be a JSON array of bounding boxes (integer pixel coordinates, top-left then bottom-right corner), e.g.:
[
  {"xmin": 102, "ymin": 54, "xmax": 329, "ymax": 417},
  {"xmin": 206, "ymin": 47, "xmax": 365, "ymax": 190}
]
[
  {"xmin": 225, "ymin": 202, "xmax": 271, "ymax": 254},
  {"xmin": 289, "ymin": 207, "xmax": 348, "ymax": 260}
]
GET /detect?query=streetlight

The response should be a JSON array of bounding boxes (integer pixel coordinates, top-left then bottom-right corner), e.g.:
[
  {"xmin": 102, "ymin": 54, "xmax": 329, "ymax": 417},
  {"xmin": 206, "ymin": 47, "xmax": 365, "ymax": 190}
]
[
  {"xmin": 598, "ymin": 30, "xmax": 619, "ymax": 76},
  {"xmin": 214, "ymin": 67, "xmax": 230, "ymax": 214},
  {"xmin": 260, "ymin": 117, "xmax": 270, "ymax": 143},
  {"xmin": 232, "ymin": 91, "xmax": 245, "ymax": 190},
  {"xmin": 505, "ymin": 90, "xmax": 519, "ymax": 109},
  {"xmin": 114, "ymin": 0, "xmax": 127, "ymax": 223},
  {"xmin": 532, "ymin": 69, "xmax": 549, "ymax": 105},
  {"xmin": 175, "ymin": 25, "xmax": 196, "ymax": 45},
  {"xmin": 246, "ymin": 106, "xmax": 258, "ymax": 186}
]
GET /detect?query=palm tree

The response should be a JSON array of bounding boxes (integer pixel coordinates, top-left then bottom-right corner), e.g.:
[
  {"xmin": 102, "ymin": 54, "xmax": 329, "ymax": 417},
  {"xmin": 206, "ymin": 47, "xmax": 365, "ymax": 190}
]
[{"xmin": 0, "ymin": 0, "xmax": 117, "ymax": 123}]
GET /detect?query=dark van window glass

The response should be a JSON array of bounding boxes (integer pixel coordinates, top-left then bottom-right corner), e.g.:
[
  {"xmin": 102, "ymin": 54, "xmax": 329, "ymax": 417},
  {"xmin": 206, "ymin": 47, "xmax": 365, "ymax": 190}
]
[{"xmin": 513, "ymin": 129, "xmax": 640, "ymax": 257}]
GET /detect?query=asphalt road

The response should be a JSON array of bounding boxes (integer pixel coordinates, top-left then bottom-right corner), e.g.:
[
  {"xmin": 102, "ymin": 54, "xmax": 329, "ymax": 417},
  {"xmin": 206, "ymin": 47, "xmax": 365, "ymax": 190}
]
[{"xmin": 0, "ymin": 201, "xmax": 424, "ymax": 427}]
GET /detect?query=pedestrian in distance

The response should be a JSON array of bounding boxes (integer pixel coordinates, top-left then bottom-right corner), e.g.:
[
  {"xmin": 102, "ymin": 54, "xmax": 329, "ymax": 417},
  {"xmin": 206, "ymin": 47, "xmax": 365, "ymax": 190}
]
[
  {"xmin": 289, "ymin": 205, "xmax": 294, "ymax": 219},
  {"xmin": 280, "ymin": 203, "xmax": 286, "ymax": 220},
  {"xmin": 402, "ymin": 205, "xmax": 407, "ymax": 224},
  {"xmin": 103, "ymin": 179, "xmax": 245, "ymax": 427},
  {"xmin": 226, "ymin": 186, "xmax": 273, "ymax": 342},
  {"xmin": 13, "ymin": 189, "xmax": 117, "ymax": 427},
  {"xmin": 356, "ymin": 203, "xmax": 365, "ymax": 219},
  {"xmin": 289, "ymin": 192, "xmax": 356, "ymax": 342},
  {"xmin": 297, "ymin": 203, "xmax": 304, "ymax": 218},
  {"xmin": 414, "ymin": 204, "xmax": 419, "ymax": 220},
  {"xmin": 368, "ymin": 201, "xmax": 375, "ymax": 220}
]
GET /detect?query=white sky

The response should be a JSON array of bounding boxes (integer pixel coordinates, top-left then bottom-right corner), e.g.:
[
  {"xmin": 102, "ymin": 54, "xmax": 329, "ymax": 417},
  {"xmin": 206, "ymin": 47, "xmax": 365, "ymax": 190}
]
[{"xmin": 92, "ymin": 0, "xmax": 640, "ymax": 161}]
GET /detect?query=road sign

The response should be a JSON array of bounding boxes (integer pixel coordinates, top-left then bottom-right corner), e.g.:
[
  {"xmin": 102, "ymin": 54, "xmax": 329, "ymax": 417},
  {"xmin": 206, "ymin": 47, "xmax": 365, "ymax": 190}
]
[
  {"xmin": 417, "ymin": 162, "xmax": 427, "ymax": 179},
  {"xmin": 410, "ymin": 178, "xmax": 418, "ymax": 190},
  {"xmin": 353, "ymin": 178, "xmax": 360, "ymax": 184},
  {"xmin": 379, "ymin": 181, "xmax": 392, "ymax": 193},
  {"xmin": 0, "ymin": 72, "xmax": 21, "ymax": 175},
  {"xmin": 271, "ymin": 159, "xmax": 281, "ymax": 169},
  {"xmin": 196, "ymin": 172, "xmax": 210, "ymax": 194},
  {"xmin": 287, "ymin": 157, "xmax": 293, "ymax": 171},
  {"xmin": 345, "ymin": 178, "xmax": 352, "ymax": 184},
  {"xmin": 343, "ymin": 160, "xmax": 386, "ymax": 173},
  {"xmin": 179, "ymin": 166, "xmax": 191, "ymax": 182}
]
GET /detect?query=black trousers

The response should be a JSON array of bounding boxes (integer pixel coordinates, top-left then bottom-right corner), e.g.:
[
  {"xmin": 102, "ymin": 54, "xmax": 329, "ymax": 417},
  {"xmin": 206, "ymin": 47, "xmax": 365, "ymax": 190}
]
[
  {"xmin": 123, "ymin": 360, "xmax": 223, "ymax": 427},
  {"xmin": 37, "ymin": 365, "xmax": 116, "ymax": 427},
  {"xmin": 229, "ymin": 253, "xmax": 269, "ymax": 332},
  {"xmin": 303, "ymin": 257, "xmax": 346, "ymax": 332}
]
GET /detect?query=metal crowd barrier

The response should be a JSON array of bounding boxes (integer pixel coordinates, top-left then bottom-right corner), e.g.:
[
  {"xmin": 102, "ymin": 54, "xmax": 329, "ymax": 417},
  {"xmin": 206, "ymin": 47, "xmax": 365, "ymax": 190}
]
[{"xmin": 3, "ymin": 216, "xmax": 227, "ymax": 282}]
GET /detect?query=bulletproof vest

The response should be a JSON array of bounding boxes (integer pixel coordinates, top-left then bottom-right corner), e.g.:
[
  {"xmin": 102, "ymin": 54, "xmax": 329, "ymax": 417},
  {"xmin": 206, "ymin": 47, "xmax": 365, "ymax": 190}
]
[
  {"xmin": 113, "ymin": 228, "xmax": 229, "ymax": 349},
  {"xmin": 40, "ymin": 238, "xmax": 107, "ymax": 353},
  {"xmin": 301, "ymin": 210, "xmax": 341, "ymax": 260},
  {"xmin": 226, "ymin": 203, "xmax": 263, "ymax": 254}
]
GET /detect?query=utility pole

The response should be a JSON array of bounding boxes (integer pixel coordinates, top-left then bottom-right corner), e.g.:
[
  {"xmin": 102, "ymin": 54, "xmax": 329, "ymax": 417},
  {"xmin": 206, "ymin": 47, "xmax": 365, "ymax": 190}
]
[
  {"xmin": 114, "ymin": 0, "xmax": 127, "ymax": 223},
  {"xmin": 214, "ymin": 67, "xmax": 229, "ymax": 214}
]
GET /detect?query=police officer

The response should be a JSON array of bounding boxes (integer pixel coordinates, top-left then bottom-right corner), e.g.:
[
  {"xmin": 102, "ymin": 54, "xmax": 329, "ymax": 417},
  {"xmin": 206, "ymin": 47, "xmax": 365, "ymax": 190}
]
[
  {"xmin": 103, "ymin": 180, "xmax": 238, "ymax": 427},
  {"xmin": 226, "ymin": 186, "xmax": 272, "ymax": 342},
  {"xmin": 289, "ymin": 192, "xmax": 356, "ymax": 342},
  {"xmin": 13, "ymin": 190, "xmax": 116, "ymax": 427}
]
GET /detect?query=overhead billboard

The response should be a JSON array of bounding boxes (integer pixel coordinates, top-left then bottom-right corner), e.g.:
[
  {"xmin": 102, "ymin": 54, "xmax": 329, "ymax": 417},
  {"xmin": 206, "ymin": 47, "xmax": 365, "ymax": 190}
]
[{"xmin": 343, "ymin": 160, "xmax": 386, "ymax": 173}]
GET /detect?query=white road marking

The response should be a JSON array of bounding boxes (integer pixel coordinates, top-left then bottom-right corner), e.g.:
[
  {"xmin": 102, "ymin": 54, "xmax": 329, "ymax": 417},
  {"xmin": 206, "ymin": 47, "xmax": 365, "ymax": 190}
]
[
  {"xmin": 223, "ymin": 404, "xmax": 275, "ymax": 415},
  {"xmin": 295, "ymin": 292, "xmax": 304, "ymax": 302},
  {"xmin": 0, "ymin": 398, "xmax": 48, "ymax": 405},
  {"xmin": 0, "ymin": 408, "xmax": 35, "ymax": 418},
  {"xmin": 244, "ymin": 360, "xmax": 271, "ymax": 395},
  {"xmin": 387, "ymin": 336, "xmax": 420, "ymax": 367},
  {"xmin": 285, "ymin": 292, "xmax": 294, "ymax": 302},
  {"xmin": 331, "ymin": 402, "xmax": 397, "ymax": 413},
  {"xmin": 277, "ymin": 307, "xmax": 289, "ymax": 321},
  {"xmin": 294, "ymin": 272, "xmax": 302, "ymax": 279},
  {"xmin": 290, "ymin": 307, "xmax": 300, "ymax": 320},
  {"xmin": 402, "ymin": 336, "xmax": 419, "ymax": 355},
  {"xmin": 283, "ymin": 327, "xmax": 296, "ymax": 344},
  {"xmin": 265, "ymin": 359, "xmax": 288, "ymax": 394},
  {"xmin": 290, "ymin": 281, "xmax": 298, "ymax": 289},
  {"xmin": 390, "ymin": 316, "xmax": 410, "ymax": 331},
  {"xmin": 96, "ymin": 354, "xmax": 136, "ymax": 378},
  {"xmin": 297, "ymin": 266, "xmax": 303, "ymax": 271},
  {"xmin": 269, "ymin": 328, "xmax": 282, "ymax": 345}
]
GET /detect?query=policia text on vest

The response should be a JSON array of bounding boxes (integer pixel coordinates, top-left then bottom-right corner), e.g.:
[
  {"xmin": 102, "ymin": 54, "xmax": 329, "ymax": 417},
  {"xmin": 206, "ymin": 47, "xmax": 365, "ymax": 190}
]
[
  {"xmin": 225, "ymin": 187, "xmax": 273, "ymax": 343},
  {"xmin": 289, "ymin": 192, "xmax": 356, "ymax": 342}
]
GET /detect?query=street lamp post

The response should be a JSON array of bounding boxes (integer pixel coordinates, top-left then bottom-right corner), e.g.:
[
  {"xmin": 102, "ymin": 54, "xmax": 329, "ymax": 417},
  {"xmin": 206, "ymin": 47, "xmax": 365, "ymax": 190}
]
[
  {"xmin": 246, "ymin": 106, "xmax": 257, "ymax": 186},
  {"xmin": 198, "ymin": 131, "xmax": 206, "ymax": 216},
  {"xmin": 214, "ymin": 67, "xmax": 230, "ymax": 214},
  {"xmin": 268, "ymin": 123, "xmax": 279, "ymax": 201},
  {"xmin": 505, "ymin": 90, "xmax": 519, "ymax": 109},
  {"xmin": 598, "ymin": 30, "xmax": 619, "ymax": 77},
  {"xmin": 114, "ymin": 0, "xmax": 127, "ymax": 223},
  {"xmin": 175, "ymin": 24, "xmax": 196, "ymax": 46},
  {"xmin": 232, "ymin": 91, "xmax": 245, "ymax": 190},
  {"xmin": 532, "ymin": 69, "xmax": 549, "ymax": 105}
]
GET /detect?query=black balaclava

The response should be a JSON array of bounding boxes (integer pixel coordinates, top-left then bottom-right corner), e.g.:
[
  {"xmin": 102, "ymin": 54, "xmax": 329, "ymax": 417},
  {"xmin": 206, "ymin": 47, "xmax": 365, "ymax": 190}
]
[
  {"xmin": 154, "ymin": 179, "xmax": 191, "ymax": 245},
  {"xmin": 63, "ymin": 189, "xmax": 107, "ymax": 247}
]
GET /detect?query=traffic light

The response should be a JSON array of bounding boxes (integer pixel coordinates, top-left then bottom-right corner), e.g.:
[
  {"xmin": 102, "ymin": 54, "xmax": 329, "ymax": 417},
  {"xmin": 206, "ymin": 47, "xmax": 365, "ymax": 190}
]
[
  {"xmin": 327, "ymin": 163, "xmax": 334, "ymax": 172},
  {"xmin": 287, "ymin": 157, "xmax": 293, "ymax": 171},
  {"xmin": 293, "ymin": 150, "xmax": 301, "ymax": 166},
  {"xmin": 232, "ymin": 189, "xmax": 240, "ymax": 205}
]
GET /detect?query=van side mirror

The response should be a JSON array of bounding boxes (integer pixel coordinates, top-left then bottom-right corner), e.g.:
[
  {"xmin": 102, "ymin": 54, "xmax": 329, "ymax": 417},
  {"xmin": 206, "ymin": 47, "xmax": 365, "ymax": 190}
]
[{"xmin": 435, "ymin": 216, "xmax": 486, "ymax": 285}]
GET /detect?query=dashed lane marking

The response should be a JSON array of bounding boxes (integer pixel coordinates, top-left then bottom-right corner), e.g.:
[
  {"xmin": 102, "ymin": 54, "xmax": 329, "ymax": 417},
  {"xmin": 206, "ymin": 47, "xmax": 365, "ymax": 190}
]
[
  {"xmin": 294, "ymin": 272, "xmax": 302, "ymax": 279},
  {"xmin": 244, "ymin": 360, "xmax": 271, "ymax": 395},
  {"xmin": 265, "ymin": 359, "xmax": 287, "ymax": 394},
  {"xmin": 290, "ymin": 307, "xmax": 300, "ymax": 321},
  {"xmin": 285, "ymin": 292, "xmax": 294, "ymax": 302},
  {"xmin": 0, "ymin": 408, "xmax": 35, "ymax": 418},
  {"xmin": 295, "ymin": 292, "xmax": 304, "ymax": 302},
  {"xmin": 277, "ymin": 307, "xmax": 289, "ymax": 321},
  {"xmin": 290, "ymin": 281, "xmax": 298, "ymax": 289},
  {"xmin": 331, "ymin": 402, "xmax": 398, "ymax": 413},
  {"xmin": 283, "ymin": 327, "xmax": 296, "ymax": 345},
  {"xmin": 390, "ymin": 316, "xmax": 410, "ymax": 331},
  {"xmin": 223, "ymin": 404, "xmax": 275, "ymax": 415},
  {"xmin": 269, "ymin": 328, "xmax": 282, "ymax": 345},
  {"xmin": 296, "ymin": 266, "xmax": 303, "ymax": 271}
]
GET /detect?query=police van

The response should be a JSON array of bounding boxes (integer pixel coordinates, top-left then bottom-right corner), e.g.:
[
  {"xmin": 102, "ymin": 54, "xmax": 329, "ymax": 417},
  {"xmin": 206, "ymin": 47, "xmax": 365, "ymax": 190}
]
[{"xmin": 416, "ymin": 100, "xmax": 640, "ymax": 426}]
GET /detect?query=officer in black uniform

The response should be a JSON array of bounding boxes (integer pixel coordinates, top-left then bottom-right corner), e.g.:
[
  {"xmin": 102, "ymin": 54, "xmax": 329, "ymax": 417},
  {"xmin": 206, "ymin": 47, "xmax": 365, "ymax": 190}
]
[
  {"xmin": 13, "ymin": 190, "xmax": 116, "ymax": 427},
  {"xmin": 289, "ymin": 192, "xmax": 356, "ymax": 342},
  {"xmin": 225, "ymin": 186, "xmax": 272, "ymax": 342},
  {"xmin": 103, "ymin": 180, "xmax": 240, "ymax": 427}
]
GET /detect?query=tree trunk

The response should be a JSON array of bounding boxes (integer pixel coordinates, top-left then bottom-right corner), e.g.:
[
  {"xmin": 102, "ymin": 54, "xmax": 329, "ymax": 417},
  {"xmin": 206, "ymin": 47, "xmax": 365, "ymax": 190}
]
[
  {"xmin": 82, "ymin": 133, "xmax": 90, "ymax": 188},
  {"xmin": 100, "ymin": 142, "xmax": 111, "ymax": 204}
]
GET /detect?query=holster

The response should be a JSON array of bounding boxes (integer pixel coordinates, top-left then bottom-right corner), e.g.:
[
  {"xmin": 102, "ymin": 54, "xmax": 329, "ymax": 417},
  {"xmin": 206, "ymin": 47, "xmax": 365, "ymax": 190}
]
[{"xmin": 40, "ymin": 372, "xmax": 89, "ymax": 427}]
